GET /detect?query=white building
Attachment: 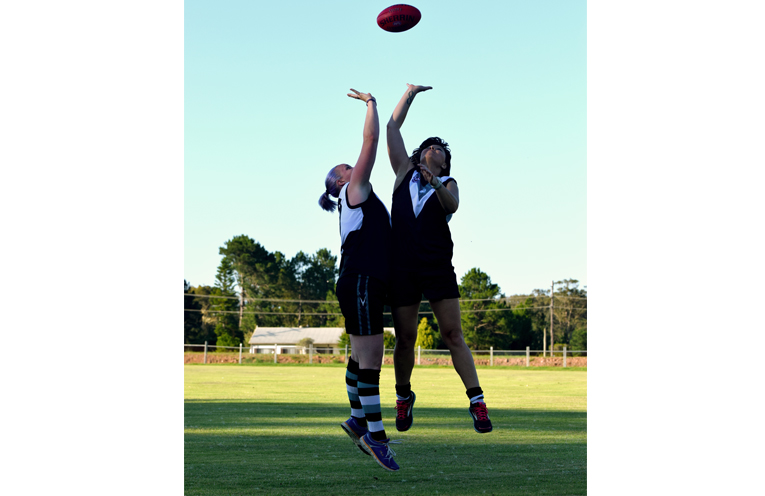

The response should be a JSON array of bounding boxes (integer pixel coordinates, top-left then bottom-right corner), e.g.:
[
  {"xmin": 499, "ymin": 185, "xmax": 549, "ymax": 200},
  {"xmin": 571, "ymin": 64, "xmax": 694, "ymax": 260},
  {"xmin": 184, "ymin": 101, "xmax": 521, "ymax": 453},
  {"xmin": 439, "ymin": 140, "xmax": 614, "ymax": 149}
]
[{"xmin": 248, "ymin": 327, "xmax": 395, "ymax": 354}]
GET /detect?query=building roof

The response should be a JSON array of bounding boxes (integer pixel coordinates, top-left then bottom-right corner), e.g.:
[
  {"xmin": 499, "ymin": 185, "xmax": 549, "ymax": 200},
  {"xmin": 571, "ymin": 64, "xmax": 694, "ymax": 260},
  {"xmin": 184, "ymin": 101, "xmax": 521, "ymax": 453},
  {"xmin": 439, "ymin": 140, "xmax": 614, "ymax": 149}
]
[
  {"xmin": 248, "ymin": 327, "xmax": 395, "ymax": 345},
  {"xmin": 248, "ymin": 327, "xmax": 343, "ymax": 345}
]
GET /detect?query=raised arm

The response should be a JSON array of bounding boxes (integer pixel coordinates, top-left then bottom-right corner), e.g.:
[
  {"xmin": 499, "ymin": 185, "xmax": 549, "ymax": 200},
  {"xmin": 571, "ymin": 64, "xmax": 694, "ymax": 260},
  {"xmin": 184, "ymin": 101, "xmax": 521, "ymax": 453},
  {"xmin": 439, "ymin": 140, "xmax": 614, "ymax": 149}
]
[
  {"xmin": 387, "ymin": 84, "xmax": 432, "ymax": 183},
  {"xmin": 346, "ymin": 88, "xmax": 378, "ymax": 206}
]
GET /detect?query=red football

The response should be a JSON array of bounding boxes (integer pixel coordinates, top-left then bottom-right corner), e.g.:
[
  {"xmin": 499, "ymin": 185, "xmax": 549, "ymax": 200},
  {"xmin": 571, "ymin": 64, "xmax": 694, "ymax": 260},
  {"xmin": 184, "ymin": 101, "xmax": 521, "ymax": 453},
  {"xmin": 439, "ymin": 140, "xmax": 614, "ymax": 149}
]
[{"xmin": 377, "ymin": 4, "xmax": 421, "ymax": 33}]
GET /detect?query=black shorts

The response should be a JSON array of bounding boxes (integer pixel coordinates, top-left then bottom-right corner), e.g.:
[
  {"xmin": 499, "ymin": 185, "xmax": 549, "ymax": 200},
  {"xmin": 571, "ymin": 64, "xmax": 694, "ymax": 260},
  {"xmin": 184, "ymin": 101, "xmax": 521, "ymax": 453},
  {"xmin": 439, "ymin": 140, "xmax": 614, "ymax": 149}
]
[
  {"xmin": 389, "ymin": 267, "xmax": 460, "ymax": 307},
  {"xmin": 336, "ymin": 274, "xmax": 388, "ymax": 336}
]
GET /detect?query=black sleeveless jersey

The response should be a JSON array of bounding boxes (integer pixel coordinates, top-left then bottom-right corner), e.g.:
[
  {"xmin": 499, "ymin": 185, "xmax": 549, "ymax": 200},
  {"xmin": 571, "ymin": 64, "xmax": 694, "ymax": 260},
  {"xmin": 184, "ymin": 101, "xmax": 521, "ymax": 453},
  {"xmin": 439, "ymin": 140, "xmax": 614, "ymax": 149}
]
[
  {"xmin": 337, "ymin": 183, "xmax": 392, "ymax": 284},
  {"xmin": 390, "ymin": 167, "xmax": 456, "ymax": 272}
]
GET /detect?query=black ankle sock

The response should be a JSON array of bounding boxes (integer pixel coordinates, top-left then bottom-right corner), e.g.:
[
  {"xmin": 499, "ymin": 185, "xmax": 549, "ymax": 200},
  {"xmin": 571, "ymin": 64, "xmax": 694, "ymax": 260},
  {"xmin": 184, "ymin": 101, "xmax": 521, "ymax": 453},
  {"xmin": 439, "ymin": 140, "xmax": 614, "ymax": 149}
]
[
  {"xmin": 395, "ymin": 382, "xmax": 412, "ymax": 399},
  {"xmin": 466, "ymin": 386, "xmax": 484, "ymax": 404},
  {"xmin": 371, "ymin": 430, "xmax": 388, "ymax": 442}
]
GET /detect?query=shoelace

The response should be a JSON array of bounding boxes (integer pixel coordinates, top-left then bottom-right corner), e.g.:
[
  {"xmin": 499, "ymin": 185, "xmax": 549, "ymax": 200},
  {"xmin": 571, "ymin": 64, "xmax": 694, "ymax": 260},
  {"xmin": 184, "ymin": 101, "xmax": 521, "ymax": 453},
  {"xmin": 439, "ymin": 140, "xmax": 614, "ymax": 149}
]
[
  {"xmin": 380, "ymin": 439, "xmax": 402, "ymax": 459},
  {"xmin": 395, "ymin": 400, "xmax": 410, "ymax": 419},
  {"xmin": 472, "ymin": 403, "xmax": 489, "ymax": 421}
]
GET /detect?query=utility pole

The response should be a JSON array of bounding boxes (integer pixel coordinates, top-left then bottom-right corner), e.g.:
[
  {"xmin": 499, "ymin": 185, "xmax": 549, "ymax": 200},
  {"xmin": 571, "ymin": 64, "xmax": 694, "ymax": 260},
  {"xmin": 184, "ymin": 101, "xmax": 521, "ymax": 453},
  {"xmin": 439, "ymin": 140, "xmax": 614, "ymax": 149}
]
[
  {"xmin": 239, "ymin": 288, "xmax": 244, "ymax": 327},
  {"xmin": 543, "ymin": 327, "xmax": 547, "ymax": 357},
  {"xmin": 550, "ymin": 281, "xmax": 555, "ymax": 356},
  {"xmin": 238, "ymin": 274, "xmax": 245, "ymax": 327},
  {"xmin": 297, "ymin": 292, "xmax": 302, "ymax": 327}
]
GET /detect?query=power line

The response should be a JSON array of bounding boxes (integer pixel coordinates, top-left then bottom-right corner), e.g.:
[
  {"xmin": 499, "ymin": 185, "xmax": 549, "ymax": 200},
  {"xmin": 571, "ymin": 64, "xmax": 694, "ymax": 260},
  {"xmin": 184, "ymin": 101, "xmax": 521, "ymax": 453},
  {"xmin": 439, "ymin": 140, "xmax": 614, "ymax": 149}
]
[
  {"xmin": 183, "ymin": 293, "xmax": 587, "ymax": 304},
  {"xmin": 185, "ymin": 294, "xmax": 331, "ymax": 303},
  {"xmin": 184, "ymin": 309, "xmax": 342, "ymax": 316},
  {"xmin": 184, "ymin": 305, "xmax": 555, "ymax": 316},
  {"xmin": 461, "ymin": 306, "xmax": 553, "ymax": 313}
]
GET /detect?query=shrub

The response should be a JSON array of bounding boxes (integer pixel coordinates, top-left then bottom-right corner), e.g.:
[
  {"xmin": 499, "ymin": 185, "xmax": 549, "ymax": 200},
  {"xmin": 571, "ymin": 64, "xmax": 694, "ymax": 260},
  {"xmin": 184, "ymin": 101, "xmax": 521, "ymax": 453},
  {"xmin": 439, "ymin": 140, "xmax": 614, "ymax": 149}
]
[
  {"xmin": 415, "ymin": 318, "xmax": 437, "ymax": 350},
  {"xmin": 383, "ymin": 331, "xmax": 396, "ymax": 349},
  {"xmin": 570, "ymin": 327, "xmax": 587, "ymax": 355},
  {"xmin": 215, "ymin": 333, "xmax": 240, "ymax": 349}
]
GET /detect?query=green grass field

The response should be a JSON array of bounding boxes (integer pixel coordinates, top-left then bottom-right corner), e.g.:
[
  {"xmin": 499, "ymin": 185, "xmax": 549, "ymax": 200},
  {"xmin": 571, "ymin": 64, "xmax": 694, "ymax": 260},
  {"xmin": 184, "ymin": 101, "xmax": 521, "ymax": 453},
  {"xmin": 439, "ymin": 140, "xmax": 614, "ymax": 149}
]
[{"xmin": 185, "ymin": 364, "xmax": 586, "ymax": 495}]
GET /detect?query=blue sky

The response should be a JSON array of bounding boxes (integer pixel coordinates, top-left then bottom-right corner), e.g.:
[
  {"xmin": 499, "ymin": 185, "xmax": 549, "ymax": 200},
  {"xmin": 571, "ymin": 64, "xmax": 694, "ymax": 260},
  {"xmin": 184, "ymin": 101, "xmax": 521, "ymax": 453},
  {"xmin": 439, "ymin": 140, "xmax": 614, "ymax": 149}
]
[{"xmin": 184, "ymin": 0, "xmax": 587, "ymax": 296}]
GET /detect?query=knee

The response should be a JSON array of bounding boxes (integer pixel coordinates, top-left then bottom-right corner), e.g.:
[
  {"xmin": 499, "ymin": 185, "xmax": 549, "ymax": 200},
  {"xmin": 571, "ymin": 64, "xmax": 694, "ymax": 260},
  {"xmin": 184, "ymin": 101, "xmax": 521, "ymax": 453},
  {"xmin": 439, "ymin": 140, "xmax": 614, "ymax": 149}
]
[{"xmin": 440, "ymin": 327, "xmax": 465, "ymax": 348}]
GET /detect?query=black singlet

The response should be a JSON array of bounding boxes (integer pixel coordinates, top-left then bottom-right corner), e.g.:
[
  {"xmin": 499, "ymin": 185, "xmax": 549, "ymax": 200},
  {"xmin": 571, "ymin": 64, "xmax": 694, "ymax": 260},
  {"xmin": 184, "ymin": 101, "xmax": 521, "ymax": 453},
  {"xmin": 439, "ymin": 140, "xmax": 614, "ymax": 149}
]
[
  {"xmin": 390, "ymin": 168, "xmax": 456, "ymax": 273},
  {"xmin": 337, "ymin": 183, "xmax": 392, "ymax": 284}
]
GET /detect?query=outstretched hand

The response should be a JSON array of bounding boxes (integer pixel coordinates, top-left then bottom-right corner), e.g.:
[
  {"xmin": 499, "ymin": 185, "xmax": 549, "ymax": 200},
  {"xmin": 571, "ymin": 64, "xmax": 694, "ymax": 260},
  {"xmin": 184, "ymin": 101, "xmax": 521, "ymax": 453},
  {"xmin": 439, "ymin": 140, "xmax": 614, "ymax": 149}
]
[
  {"xmin": 406, "ymin": 83, "xmax": 432, "ymax": 94},
  {"xmin": 348, "ymin": 88, "xmax": 375, "ymax": 104}
]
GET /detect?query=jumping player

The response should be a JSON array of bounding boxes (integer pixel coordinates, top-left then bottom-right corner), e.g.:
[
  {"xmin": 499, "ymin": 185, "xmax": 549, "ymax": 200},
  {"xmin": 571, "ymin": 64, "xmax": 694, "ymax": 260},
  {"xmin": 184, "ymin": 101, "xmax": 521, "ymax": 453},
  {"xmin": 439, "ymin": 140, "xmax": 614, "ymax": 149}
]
[
  {"xmin": 386, "ymin": 84, "xmax": 493, "ymax": 434},
  {"xmin": 318, "ymin": 89, "xmax": 399, "ymax": 471}
]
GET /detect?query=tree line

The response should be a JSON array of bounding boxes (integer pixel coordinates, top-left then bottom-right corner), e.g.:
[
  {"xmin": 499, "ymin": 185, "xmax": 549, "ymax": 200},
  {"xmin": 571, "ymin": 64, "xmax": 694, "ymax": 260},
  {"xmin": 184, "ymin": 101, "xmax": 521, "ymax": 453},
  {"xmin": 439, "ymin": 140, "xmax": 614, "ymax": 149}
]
[{"xmin": 184, "ymin": 235, "xmax": 587, "ymax": 351}]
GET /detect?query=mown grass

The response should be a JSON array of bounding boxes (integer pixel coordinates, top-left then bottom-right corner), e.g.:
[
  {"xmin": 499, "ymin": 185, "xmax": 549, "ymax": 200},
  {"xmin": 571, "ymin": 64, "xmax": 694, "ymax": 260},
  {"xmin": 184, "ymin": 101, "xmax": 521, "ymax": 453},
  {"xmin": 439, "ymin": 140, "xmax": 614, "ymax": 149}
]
[{"xmin": 185, "ymin": 364, "xmax": 586, "ymax": 495}]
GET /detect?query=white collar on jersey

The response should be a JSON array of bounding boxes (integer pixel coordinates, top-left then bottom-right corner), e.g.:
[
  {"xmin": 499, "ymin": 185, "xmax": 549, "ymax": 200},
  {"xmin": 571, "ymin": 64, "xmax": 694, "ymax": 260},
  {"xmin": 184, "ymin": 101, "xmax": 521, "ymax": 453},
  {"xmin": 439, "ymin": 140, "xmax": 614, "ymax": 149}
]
[{"xmin": 409, "ymin": 170, "xmax": 453, "ymax": 220}]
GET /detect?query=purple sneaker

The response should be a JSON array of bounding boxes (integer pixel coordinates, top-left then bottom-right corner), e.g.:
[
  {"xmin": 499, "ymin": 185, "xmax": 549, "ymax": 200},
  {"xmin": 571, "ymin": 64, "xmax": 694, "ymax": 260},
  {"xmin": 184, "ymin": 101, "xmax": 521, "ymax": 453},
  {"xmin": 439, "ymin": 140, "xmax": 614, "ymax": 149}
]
[
  {"xmin": 360, "ymin": 433, "xmax": 400, "ymax": 471},
  {"xmin": 341, "ymin": 417, "xmax": 370, "ymax": 455}
]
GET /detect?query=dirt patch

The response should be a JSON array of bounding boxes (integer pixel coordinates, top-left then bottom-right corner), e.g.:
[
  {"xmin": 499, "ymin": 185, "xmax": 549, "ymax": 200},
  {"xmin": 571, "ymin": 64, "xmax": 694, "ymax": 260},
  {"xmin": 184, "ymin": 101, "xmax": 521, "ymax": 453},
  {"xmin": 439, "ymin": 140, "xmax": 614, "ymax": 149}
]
[
  {"xmin": 185, "ymin": 352, "xmax": 586, "ymax": 367},
  {"xmin": 185, "ymin": 353, "xmax": 240, "ymax": 364}
]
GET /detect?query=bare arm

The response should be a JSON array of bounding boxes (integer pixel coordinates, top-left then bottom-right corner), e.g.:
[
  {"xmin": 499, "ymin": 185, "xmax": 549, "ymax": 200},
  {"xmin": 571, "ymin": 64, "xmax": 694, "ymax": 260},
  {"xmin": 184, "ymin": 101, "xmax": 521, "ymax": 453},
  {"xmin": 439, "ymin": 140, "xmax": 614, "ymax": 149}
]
[
  {"xmin": 387, "ymin": 84, "xmax": 432, "ymax": 187},
  {"xmin": 419, "ymin": 167, "xmax": 459, "ymax": 214},
  {"xmin": 346, "ymin": 89, "xmax": 378, "ymax": 206}
]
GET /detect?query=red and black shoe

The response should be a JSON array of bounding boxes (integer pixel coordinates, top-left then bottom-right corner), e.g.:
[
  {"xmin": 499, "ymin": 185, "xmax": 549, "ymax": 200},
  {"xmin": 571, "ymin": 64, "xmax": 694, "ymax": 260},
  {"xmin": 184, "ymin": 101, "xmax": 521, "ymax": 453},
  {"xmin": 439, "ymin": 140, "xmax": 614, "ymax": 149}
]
[
  {"xmin": 468, "ymin": 401, "xmax": 493, "ymax": 433},
  {"xmin": 395, "ymin": 391, "xmax": 416, "ymax": 432}
]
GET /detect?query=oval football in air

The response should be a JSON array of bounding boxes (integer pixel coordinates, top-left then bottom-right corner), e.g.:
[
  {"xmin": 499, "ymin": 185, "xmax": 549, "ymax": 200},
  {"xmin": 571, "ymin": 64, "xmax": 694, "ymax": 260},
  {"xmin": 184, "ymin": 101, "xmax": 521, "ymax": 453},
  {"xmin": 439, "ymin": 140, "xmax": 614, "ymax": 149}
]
[{"xmin": 377, "ymin": 4, "xmax": 421, "ymax": 33}]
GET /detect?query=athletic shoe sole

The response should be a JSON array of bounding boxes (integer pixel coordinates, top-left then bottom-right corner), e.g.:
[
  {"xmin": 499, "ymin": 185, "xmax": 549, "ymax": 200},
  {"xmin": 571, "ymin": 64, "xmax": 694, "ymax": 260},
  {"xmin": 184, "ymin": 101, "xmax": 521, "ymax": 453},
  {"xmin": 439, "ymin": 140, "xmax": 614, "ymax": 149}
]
[{"xmin": 341, "ymin": 421, "xmax": 371, "ymax": 455}]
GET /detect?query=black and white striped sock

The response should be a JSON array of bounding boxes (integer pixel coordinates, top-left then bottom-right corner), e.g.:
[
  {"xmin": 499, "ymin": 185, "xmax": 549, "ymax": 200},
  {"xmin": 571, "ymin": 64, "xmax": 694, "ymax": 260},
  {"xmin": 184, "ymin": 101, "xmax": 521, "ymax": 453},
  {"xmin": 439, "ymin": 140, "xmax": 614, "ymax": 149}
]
[
  {"xmin": 345, "ymin": 358, "xmax": 365, "ymax": 421},
  {"xmin": 358, "ymin": 368, "xmax": 387, "ymax": 441}
]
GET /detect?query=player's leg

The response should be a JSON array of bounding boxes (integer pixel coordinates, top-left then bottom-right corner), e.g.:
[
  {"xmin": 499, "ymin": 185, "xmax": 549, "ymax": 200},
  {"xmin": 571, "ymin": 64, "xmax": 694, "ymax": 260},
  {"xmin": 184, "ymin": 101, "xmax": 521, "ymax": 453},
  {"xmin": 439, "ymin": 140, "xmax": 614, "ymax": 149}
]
[
  {"xmin": 350, "ymin": 334, "xmax": 385, "ymax": 439},
  {"xmin": 391, "ymin": 303, "xmax": 419, "ymax": 431},
  {"xmin": 337, "ymin": 275, "xmax": 371, "ymax": 452},
  {"xmin": 340, "ymin": 348, "xmax": 370, "ymax": 454},
  {"xmin": 390, "ymin": 268, "xmax": 421, "ymax": 431},
  {"xmin": 391, "ymin": 303, "xmax": 419, "ymax": 388},
  {"xmin": 353, "ymin": 332, "xmax": 401, "ymax": 471},
  {"xmin": 430, "ymin": 297, "xmax": 493, "ymax": 433},
  {"xmin": 429, "ymin": 298, "xmax": 479, "ymax": 388},
  {"xmin": 340, "ymin": 274, "xmax": 400, "ymax": 470}
]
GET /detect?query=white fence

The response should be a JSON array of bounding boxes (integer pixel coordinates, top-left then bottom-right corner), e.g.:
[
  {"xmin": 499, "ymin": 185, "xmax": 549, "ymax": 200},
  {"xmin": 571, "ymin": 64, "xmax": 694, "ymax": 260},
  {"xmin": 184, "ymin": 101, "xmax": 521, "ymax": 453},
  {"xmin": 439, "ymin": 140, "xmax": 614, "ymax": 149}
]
[{"xmin": 184, "ymin": 342, "xmax": 587, "ymax": 367}]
